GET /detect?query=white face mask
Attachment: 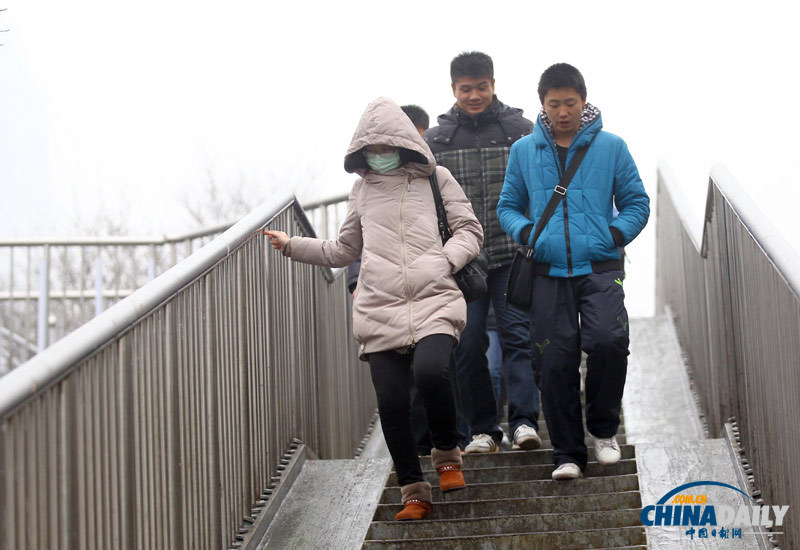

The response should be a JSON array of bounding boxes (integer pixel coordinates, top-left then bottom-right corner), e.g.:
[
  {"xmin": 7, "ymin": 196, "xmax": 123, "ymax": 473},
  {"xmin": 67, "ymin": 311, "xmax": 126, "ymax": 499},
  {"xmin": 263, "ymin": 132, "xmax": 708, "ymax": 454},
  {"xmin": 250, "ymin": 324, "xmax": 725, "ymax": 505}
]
[{"xmin": 364, "ymin": 151, "xmax": 401, "ymax": 173}]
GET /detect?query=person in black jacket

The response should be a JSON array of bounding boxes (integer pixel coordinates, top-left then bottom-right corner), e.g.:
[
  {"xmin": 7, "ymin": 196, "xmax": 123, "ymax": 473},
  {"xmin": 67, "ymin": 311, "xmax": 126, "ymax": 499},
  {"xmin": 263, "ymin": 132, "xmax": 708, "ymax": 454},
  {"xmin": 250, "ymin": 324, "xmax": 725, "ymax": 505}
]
[{"xmin": 425, "ymin": 51, "xmax": 541, "ymax": 454}]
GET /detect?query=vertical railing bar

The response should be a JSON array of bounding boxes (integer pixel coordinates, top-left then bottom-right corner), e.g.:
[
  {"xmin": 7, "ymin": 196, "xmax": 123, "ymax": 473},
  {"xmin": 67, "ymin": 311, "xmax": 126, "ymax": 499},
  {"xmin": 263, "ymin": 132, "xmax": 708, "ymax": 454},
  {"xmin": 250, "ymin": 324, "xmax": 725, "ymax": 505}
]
[
  {"xmin": 25, "ymin": 247, "xmax": 32, "ymax": 361},
  {"xmin": 0, "ymin": 419, "xmax": 13, "ymax": 549},
  {"xmin": 60, "ymin": 246, "xmax": 68, "ymax": 343},
  {"xmin": 165, "ymin": 301, "xmax": 183, "ymax": 549},
  {"xmin": 14, "ymin": 416, "xmax": 25, "ymax": 548},
  {"xmin": 5, "ymin": 247, "xmax": 13, "ymax": 371},
  {"xmin": 117, "ymin": 337, "xmax": 133, "ymax": 550},
  {"xmin": 80, "ymin": 247, "xmax": 87, "ymax": 322},
  {"xmin": 104, "ymin": 348, "xmax": 116, "ymax": 550},
  {"xmin": 237, "ymin": 250, "xmax": 252, "ymax": 513},
  {"xmin": 205, "ymin": 271, "xmax": 222, "ymax": 548},
  {"xmin": 37, "ymin": 245, "xmax": 50, "ymax": 352}
]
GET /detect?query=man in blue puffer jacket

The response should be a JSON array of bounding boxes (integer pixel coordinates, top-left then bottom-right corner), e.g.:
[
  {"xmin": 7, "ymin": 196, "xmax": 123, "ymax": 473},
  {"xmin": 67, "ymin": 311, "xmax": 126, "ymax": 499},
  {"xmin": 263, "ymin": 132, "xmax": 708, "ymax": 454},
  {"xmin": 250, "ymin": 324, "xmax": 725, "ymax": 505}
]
[{"xmin": 497, "ymin": 63, "xmax": 649, "ymax": 480}]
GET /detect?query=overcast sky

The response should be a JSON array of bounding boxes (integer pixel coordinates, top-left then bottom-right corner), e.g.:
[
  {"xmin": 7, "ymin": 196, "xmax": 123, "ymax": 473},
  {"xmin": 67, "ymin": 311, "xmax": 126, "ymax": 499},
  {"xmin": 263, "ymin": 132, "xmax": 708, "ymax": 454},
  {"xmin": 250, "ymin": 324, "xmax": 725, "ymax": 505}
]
[{"xmin": 1, "ymin": 0, "xmax": 799, "ymax": 316}]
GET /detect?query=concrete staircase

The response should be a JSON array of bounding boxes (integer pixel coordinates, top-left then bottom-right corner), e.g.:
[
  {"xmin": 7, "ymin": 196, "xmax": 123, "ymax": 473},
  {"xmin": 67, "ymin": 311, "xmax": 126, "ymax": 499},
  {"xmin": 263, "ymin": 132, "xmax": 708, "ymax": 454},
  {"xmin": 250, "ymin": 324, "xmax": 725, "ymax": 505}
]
[
  {"xmin": 362, "ymin": 419, "xmax": 646, "ymax": 549},
  {"xmin": 249, "ymin": 316, "xmax": 765, "ymax": 550}
]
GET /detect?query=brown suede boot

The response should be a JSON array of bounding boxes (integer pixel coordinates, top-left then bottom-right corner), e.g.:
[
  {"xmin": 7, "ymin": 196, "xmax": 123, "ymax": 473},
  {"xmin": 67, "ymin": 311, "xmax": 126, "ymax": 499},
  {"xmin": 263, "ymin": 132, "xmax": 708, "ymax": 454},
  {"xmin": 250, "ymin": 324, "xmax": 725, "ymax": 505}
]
[
  {"xmin": 431, "ymin": 447, "xmax": 466, "ymax": 493},
  {"xmin": 395, "ymin": 481, "xmax": 433, "ymax": 521}
]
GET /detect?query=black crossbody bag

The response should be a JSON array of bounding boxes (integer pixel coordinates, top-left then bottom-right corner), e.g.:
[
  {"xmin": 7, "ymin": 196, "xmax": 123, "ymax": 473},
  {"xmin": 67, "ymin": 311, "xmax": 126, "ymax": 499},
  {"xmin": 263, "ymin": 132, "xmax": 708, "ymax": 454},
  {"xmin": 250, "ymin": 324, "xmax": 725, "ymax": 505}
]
[
  {"xmin": 429, "ymin": 170, "xmax": 489, "ymax": 303},
  {"xmin": 505, "ymin": 145, "xmax": 590, "ymax": 310}
]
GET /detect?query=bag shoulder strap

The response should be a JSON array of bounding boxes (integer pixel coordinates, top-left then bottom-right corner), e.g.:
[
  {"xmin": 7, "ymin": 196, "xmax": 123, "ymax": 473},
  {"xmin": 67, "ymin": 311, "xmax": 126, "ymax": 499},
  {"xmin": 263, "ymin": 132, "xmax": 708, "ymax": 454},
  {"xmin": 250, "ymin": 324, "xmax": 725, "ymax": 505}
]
[
  {"xmin": 429, "ymin": 168, "xmax": 452, "ymax": 243},
  {"xmin": 529, "ymin": 144, "xmax": 590, "ymax": 249}
]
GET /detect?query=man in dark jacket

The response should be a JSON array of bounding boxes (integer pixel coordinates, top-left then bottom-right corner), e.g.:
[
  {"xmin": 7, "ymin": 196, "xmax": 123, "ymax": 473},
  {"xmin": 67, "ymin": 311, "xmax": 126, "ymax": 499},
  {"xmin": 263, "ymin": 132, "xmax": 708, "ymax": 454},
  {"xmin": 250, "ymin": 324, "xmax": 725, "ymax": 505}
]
[
  {"xmin": 425, "ymin": 51, "xmax": 541, "ymax": 454},
  {"xmin": 498, "ymin": 63, "xmax": 650, "ymax": 479}
]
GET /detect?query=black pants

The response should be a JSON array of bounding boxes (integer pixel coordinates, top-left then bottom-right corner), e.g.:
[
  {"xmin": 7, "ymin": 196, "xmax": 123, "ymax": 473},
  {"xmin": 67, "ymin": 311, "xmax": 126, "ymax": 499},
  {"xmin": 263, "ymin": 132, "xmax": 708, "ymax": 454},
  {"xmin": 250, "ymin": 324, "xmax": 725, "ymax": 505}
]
[
  {"xmin": 369, "ymin": 334, "xmax": 461, "ymax": 486},
  {"xmin": 529, "ymin": 271, "xmax": 629, "ymax": 470}
]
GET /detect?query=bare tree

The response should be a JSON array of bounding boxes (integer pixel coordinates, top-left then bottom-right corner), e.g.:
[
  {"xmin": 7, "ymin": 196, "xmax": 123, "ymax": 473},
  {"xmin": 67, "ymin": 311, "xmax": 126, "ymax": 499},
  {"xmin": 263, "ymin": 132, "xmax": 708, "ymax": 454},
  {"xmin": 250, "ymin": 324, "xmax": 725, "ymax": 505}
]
[{"xmin": 183, "ymin": 168, "xmax": 275, "ymax": 227}]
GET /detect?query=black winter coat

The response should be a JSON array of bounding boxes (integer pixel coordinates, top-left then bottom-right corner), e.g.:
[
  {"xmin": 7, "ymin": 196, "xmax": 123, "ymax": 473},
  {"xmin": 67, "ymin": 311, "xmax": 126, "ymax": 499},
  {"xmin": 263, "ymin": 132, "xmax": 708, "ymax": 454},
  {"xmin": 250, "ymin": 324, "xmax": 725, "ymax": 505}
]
[{"xmin": 424, "ymin": 98, "xmax": 533, "ymax": 269}]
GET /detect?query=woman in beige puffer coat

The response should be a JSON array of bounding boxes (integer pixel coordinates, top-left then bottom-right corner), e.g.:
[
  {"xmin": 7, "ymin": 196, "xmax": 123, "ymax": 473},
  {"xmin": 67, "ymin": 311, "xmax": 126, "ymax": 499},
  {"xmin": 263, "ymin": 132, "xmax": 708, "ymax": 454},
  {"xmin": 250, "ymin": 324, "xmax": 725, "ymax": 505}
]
[{"xmin": 265, "ymin": 97, "xmax": 483, "ymax": 520}]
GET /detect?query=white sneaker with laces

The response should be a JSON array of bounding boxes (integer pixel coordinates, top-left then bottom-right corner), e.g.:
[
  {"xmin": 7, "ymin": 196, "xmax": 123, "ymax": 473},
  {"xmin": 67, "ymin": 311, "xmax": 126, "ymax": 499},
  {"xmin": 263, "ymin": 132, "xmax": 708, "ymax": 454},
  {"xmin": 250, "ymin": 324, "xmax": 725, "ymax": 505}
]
[
  {"xmin": 512, "ymin": 424, "xmax": 542, "ymax": 450},
  {"xmin": 551, "ymin": 462, "xmax": 582, "ymax": 480},
  {"xmin": 463, "ymin": 433, "xmax": 499, "ymax": 454},
  {"xmin": 595, "ymin": 435, "xmax": 621, "ymax": 465}
]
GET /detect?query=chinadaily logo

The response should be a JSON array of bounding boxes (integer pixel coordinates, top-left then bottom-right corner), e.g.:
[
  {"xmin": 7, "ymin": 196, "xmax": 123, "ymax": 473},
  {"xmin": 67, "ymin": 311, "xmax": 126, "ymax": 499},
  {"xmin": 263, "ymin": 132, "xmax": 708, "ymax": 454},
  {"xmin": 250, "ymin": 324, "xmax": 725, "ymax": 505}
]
[{"xmin": 641, "ymin": 481, "xmax": 789, "ymax": 542}]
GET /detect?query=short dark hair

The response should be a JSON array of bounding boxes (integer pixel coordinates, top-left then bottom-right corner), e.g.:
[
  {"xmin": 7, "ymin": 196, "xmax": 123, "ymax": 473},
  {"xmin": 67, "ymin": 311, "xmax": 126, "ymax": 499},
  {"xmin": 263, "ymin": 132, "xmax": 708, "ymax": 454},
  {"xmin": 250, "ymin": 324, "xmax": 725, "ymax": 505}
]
[
  {"xmin": 450, "ymin": 51, "xmax": 494, "ymax": 83},
  {"xmin": 537, "ymin": 63, "xmax": 587, "ymax": 104},
  {"xmin": 400, "ymin": 104, "xmax": 429, "ymax": 131}
]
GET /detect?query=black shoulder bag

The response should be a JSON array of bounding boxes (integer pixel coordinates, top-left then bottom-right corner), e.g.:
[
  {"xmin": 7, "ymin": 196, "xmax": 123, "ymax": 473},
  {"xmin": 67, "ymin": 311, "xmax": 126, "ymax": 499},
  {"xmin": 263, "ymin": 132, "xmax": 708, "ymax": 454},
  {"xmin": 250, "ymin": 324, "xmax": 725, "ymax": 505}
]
[
  {"xmin": 429, "ymin": 170, "xmax": 489, "ymax": 303},
  {"xmin": 505, "ymin": 145, "xmax": 590, "ymax": 310}
]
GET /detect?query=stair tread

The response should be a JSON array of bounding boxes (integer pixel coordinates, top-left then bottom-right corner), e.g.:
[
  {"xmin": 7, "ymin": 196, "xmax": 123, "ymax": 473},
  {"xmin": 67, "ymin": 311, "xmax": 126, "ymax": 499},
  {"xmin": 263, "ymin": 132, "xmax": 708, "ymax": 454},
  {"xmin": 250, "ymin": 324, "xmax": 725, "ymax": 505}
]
[
  {"xmin": 385, "ymin": 458, "xmax": 637, "ymax": 486},
  {"xmin": 362, "ymin": 525, "xmax": 647, "ymax": 549},
  {"xmin": 367, "ymin": 508, "xmax": 642, "ymax": 539},
  {"xmin": 372, "ymin": 490, "xmax": 643, "ymax": 521},
  {"xmin": 379, "ymin": 473, "xmax": 640, "ymax": 503}
]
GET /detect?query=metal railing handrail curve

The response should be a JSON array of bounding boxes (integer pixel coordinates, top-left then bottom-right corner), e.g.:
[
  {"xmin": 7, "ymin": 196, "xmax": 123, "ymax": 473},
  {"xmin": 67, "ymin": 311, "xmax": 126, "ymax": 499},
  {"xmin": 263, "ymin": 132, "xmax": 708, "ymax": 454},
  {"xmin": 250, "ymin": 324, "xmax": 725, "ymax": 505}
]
[
  {"xmin": 0, "ymin": 192, "xmax": 324, "ymax": 419},
  {"xmin": 705, "ymin": 164, "xmax": 800, "ymax": 297},
  {"xmin": 0, "ymin": 220, "xmax": 236, "ymax": 247}
]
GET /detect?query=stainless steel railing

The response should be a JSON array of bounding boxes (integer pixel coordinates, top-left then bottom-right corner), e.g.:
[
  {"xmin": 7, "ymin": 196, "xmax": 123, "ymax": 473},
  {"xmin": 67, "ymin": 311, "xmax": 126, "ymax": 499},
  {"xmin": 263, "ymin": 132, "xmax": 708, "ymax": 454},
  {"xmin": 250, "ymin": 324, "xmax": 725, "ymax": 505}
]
[
  {"xmin": 0, "ymin": 194, "xmax": 348, "ymax": 373},
  {"xmin": 0, "ymin": 193, "xmax": 372, "ymax": 550},
  {"xmin": 656, "ymin": 163, "xmax": 800, "ymax": 548}
]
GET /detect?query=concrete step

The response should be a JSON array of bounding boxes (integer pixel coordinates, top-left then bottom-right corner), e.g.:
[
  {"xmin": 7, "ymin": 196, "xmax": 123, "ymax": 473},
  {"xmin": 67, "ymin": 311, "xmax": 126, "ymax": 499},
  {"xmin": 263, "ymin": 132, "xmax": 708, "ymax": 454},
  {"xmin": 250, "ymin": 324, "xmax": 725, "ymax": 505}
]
[
  {"xmin": 362, "ymin": 525, "xmax": 647, "ymax": 549},
  {"xmin": 415, "ymin": 444, "xmax": 635, "ymax": 471},
  {"xmin": 386, "ymin": 458, "xmax": 638, "ymax": 487},
  {"xmin": 367, "ymin": 507, "xmax": 642, "ymax": 539},
  {"xmin": 372, "ymin": 490, "xmax": 643, "ymax": 521},
  {"xmin": 379, "ymin": 473, "xmax": 640, "ymax": 504},
  {"xmin": 364, "ymin": 411, "xmax": 642, "ymax": 549}
]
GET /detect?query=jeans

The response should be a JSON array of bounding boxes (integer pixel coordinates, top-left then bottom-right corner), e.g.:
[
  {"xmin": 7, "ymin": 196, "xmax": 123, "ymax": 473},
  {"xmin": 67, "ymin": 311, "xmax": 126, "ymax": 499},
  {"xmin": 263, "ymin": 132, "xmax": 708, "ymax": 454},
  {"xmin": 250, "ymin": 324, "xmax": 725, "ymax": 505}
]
[
  {"xmin": 487, "ymin": 329, "xmax": 506, "ymax": 423},
  {"xmin": 453, "ymin": 264, "xmax": 540, "ymax": 442},
  {"xmin": 369, "ymin": 334, "xmax": 461, "ymax": 486}
]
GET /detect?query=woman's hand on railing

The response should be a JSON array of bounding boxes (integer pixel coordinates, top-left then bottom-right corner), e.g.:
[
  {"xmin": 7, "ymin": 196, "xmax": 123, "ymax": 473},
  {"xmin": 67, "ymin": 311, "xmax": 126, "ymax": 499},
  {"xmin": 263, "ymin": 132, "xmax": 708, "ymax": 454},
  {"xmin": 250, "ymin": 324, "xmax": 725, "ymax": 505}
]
[{"xmin": 264, "ymin": 230, "xmax": 290, "ymax": 254}]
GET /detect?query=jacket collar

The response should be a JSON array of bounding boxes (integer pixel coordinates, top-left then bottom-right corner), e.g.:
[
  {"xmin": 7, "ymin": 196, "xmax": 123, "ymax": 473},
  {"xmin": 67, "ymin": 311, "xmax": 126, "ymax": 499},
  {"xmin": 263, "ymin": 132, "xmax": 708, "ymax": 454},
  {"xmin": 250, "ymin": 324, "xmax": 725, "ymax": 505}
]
[
  {"xmin": 534, "ymin": 103, "xmax": 602, "ymax": 149},
  {"xmin": 453, "ymin": 96, "xmax": 502, "ymax": 126}
]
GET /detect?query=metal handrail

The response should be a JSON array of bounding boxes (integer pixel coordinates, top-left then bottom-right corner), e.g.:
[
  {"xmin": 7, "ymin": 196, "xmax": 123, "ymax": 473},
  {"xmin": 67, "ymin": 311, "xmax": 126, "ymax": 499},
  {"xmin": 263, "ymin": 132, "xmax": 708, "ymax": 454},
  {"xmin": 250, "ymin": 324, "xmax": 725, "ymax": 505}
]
[
  {"xmin": 0, "ymin": 193, "xmax": 372, "ymax": 549},
  {"xmin": 0, "ymin": 221, "xmax": 236, "ymax": 247},
  {"xmin": 0, "ymin": 193, "xmax": 350, "ymax": 371},
  {"xmin": 703, "ymin": 165, "xmax": 800, "ymax": 296},
  {"xmin": 0, "ymin": 195, "xmax": 292, "ymax": 417},
  {"xmin": 656, "ymin": 161, "xmax": 800, "ymax": 549}
]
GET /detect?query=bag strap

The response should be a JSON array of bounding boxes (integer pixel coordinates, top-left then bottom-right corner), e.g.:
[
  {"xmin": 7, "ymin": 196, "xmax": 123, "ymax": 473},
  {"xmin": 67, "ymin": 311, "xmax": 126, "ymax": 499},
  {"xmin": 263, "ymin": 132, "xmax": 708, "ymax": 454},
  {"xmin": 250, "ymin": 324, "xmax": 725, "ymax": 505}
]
[
  {"xmin": 429, "ymin": 168, "xmax": 452, "ymax": 244},
  {"xmin": 529, "ymin": 144, "xmax": 590, "ymax": 249}
]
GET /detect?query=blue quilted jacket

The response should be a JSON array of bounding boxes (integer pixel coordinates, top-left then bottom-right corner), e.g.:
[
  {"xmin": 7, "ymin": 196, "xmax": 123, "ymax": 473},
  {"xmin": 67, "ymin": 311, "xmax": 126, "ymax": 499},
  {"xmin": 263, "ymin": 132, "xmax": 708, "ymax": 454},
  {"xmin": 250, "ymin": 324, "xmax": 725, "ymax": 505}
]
[{"xmin": 497, "ymin": 105, "xmax": 650, "ymax": 277}]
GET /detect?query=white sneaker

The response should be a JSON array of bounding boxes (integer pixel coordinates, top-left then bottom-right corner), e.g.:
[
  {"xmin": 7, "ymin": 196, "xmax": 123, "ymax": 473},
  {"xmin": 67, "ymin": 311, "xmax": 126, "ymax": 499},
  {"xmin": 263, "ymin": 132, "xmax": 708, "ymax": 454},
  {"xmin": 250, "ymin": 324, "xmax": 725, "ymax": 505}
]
[
  {"xmin": 551, "ymin": 462, "xmax": 582, "ymax": 480},
  {"xmin": 464, "ymin": 433, "xmax": 499, "ymax": 454},
  {"xmin": 512, "ymin": 424, "xmax": 542, "ymax": 451},
  {"xmin": 595, "ymin": 436, "xmax": 621, "ymax": 465}
]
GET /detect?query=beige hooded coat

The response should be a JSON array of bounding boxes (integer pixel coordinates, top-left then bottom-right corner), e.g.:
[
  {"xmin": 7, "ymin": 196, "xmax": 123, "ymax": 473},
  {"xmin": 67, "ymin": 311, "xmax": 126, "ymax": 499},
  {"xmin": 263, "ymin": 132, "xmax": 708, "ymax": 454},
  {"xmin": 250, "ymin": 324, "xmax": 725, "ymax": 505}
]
[{"xmin": 287, "ymin": 97, "xmax": 483, "ymax": 358}]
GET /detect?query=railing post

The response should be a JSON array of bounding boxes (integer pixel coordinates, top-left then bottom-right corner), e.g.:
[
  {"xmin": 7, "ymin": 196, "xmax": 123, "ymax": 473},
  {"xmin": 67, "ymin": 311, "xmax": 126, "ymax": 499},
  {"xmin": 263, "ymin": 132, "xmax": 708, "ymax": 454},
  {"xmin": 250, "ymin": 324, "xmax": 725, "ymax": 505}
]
[
  {"xmin": 205, "ymin": 276, "xmax": 222, "ymax": 548},
  {"xmin": 148, "ymin": 245, "xmax": 156, "ymax": 282},
  {"xmin": 37, "ymin": 246, "xmax": 50, "ymax": 352},
  {"xmin": 320, "ymin": 205, "xmax": 329, "ymax": 241},
  {"xmin": 165, "ymin": 302, "xmax": 183, "ymax": 549},
  {"xmin": 237, "ymin": 251, "xmax": 252, "ymax": 517},
  {"xmin": 94, "ymin": 258, "xmax": 104, "ymax": 317}
]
